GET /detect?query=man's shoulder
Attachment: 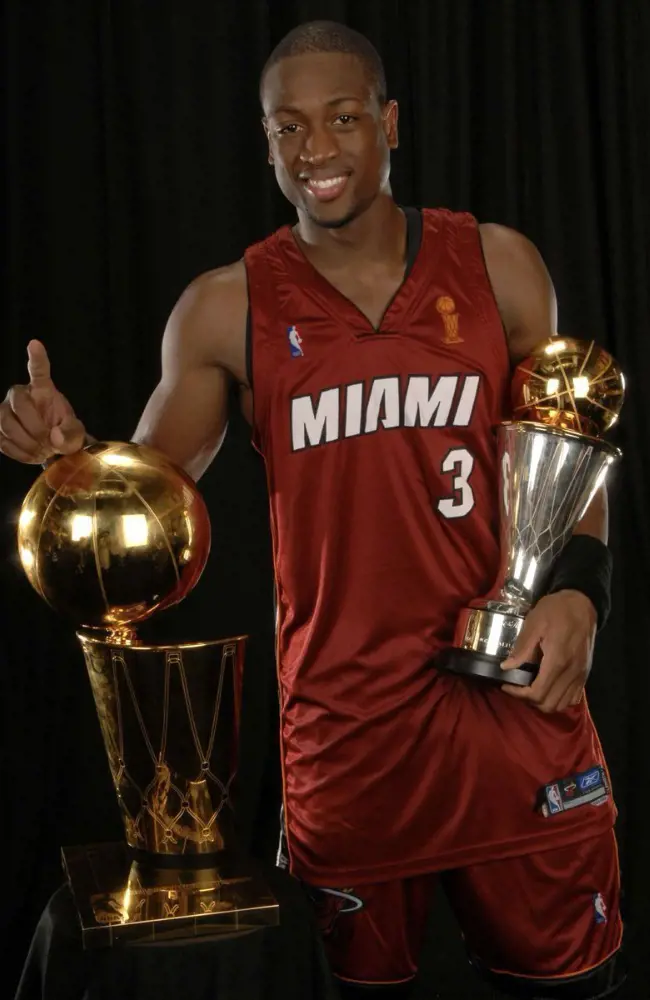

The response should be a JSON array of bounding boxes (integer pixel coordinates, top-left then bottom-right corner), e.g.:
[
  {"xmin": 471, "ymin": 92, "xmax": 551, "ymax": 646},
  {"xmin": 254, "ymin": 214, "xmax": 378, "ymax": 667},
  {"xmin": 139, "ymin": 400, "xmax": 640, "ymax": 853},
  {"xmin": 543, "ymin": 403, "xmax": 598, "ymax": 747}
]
[
  {"xmin": 170, "ymin": 222, "xmax": 287, "ymax": 358},
  {"xmin": 165, "ymin": 260, "xmax": 249, "ymax": 373},
  {"xmin": 421, "ymin": 211, "xmax": 535, "ymax": 253},
  {"xmin": 479, "ymin": 222, "xmax": 539, "ymax": 258},
  {"xmin": 187, "ymin": 259, "xmax": 248, "ymax": 307},
  {"xmin": 477, "ymin": 223, "xmax": 557, "ymax": 360},
  {"xmin": 185, "ymin": 222, "xmax": 283, "ymax": 305},
  {"xmin": 478, "ymin": 222, "xmax": 551, "ymax": 294},
  {"xmin": 180, "ymin": 259, "xmax": 249, "ymax": 333}
]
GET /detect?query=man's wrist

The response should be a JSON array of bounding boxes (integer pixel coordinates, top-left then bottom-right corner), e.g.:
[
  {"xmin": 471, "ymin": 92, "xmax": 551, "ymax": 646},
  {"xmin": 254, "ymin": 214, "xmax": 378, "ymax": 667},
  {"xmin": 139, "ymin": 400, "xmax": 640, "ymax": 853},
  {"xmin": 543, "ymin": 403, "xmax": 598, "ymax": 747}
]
[
  {"xmin": 546, "ymin": 535, "xmax": 613, "ymax": 631},
  {"xmin": 549, "ymin": 588, "xmax": 598, "ymax": 628}
]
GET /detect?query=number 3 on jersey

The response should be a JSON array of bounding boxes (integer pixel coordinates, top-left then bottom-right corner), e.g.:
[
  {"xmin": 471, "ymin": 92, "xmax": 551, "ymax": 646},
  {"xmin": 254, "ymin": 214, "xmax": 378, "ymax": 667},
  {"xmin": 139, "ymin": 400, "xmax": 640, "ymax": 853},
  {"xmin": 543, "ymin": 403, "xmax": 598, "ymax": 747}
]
[{"xmin": 437, "ymin": 448, "xmax": 475, "ymax": 519}]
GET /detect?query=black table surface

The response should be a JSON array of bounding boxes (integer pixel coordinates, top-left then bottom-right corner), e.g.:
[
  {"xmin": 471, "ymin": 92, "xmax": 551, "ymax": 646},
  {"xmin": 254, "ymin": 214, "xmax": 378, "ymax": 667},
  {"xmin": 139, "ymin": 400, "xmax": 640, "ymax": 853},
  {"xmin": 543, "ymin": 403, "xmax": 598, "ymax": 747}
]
[
  {"xmin": 14, "ymin": 862, "xmax": 644, "ymax": 1000},
  {"xmin": 14, "ymin": 863, "xmax": 341, "ymax": 1000}
]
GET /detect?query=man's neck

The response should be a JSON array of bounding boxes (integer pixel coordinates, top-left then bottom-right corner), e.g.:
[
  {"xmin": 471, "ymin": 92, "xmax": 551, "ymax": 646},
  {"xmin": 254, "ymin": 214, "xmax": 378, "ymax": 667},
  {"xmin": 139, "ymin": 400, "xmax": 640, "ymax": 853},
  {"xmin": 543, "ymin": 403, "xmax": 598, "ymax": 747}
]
[{"xmin": 293, "ymin": 193, "xmax": 406, "ymax": 270}]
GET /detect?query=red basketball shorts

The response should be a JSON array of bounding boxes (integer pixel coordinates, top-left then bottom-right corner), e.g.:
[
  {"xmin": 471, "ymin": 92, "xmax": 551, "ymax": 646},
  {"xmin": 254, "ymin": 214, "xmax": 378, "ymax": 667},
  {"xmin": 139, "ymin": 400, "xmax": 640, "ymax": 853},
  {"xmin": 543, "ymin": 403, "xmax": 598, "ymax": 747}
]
[{"xmin": 304, "ymin": 829, "xmax": 622, "ymax": 987}]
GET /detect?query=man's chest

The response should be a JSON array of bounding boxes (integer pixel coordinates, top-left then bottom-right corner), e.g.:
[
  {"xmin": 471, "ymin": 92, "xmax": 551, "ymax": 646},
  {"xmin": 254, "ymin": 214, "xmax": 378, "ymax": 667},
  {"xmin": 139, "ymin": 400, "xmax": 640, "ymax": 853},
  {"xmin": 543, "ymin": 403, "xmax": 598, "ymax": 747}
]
[
  {"xmin": 265, "ymin": 318, "xmax": 494, "ymax": 456},
  {"xmin": 311, "ymin": 265, "xmax": 406, "ymax": 331}
]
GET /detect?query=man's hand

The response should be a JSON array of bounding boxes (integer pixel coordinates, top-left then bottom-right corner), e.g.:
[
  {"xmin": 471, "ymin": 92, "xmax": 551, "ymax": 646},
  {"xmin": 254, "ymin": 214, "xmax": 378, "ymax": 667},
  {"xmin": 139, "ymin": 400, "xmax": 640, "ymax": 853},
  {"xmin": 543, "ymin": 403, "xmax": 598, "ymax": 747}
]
[
  {"xmin": 0, "ymin": 341, "xmax": 86, "ymax": 463},
  {"xmin": 500, "ymin": 590, "xmax": 597, "ymax": 713}
]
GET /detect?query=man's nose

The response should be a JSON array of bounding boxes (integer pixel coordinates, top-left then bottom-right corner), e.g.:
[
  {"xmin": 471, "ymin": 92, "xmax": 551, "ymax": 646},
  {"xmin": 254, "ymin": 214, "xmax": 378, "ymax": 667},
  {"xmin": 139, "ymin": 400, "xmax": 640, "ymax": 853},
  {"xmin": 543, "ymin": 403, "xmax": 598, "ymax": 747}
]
[{"xmin": 299, "ymin": 125, "xmax": 338, "ymax": 165}]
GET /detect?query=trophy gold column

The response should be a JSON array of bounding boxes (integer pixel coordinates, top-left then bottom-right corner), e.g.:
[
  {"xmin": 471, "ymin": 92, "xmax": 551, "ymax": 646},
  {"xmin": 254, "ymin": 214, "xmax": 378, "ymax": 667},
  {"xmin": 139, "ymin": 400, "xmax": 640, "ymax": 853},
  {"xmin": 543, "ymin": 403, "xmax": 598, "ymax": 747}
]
[
  {"xmin": 437, "ymin": 337, "xmax": 626, "ymax": 687},
  {"xmin": 17, "ymin": 441, "xmax": 279, "ymax": 946}
]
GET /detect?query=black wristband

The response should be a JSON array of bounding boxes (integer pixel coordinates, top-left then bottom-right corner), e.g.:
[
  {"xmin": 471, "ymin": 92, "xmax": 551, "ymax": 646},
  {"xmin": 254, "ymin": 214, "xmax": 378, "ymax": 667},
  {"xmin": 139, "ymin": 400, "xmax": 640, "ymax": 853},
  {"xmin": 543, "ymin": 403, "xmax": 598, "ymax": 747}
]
[{"xmin": 545, "ymin": 534, "xmax": 613, "ymax": 631}]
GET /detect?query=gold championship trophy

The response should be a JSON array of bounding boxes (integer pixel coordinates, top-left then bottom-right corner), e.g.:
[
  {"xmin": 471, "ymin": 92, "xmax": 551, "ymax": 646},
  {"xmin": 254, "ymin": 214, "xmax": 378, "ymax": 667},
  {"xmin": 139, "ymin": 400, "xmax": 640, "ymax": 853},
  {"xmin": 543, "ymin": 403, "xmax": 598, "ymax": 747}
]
[
  {"xmin": 438, "ymin": 337, "xmax": 626, "ymax": 686},
  {"xmin": 17, "ymin": 441, "xmax": 279, "ymax": 946}
]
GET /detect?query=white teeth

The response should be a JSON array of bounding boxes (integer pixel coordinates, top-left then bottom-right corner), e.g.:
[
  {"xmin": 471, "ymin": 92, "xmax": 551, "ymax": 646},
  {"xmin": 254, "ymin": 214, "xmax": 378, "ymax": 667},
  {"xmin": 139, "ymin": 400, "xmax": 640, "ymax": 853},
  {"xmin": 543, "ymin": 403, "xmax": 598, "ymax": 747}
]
[{"xmin": 308, "ymin": 176, "xmax": 345, "ymax": 189}]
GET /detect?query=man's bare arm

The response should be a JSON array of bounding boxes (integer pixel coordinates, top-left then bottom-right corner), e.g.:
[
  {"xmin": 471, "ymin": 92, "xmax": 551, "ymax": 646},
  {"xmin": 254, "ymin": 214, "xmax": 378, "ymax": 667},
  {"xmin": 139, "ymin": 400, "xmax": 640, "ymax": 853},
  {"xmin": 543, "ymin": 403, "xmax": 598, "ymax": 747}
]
[
  {"xmin": 481, "ymin": 222, "xmax": 607, "ymax": 544},
  {"xmin": 133, "ymin": 261, "xmax": 248, "ymax": 480},
  {"xmin": 479, "ymin": 223, "xmax": 558, "ymax": 365},
  {"xmin": 0, "ymin": 262, "xmax": 248, "ymax": 478},
  {"xmin": 481, "ymin": 223, "xmax": 611, "ymax": 707}
]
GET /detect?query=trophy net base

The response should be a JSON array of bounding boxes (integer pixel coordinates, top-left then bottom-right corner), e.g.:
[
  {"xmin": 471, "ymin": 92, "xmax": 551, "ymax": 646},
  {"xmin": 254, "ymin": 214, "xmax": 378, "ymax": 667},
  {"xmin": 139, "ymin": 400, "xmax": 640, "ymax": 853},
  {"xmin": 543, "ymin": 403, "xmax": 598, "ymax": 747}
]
[
  {"xmin": 62, "ymin": 842, "xmax": 279, "ymax": 949},
  {"xmin": 437, "ymin": 646, "xmax": 538, "ymax": 687}
]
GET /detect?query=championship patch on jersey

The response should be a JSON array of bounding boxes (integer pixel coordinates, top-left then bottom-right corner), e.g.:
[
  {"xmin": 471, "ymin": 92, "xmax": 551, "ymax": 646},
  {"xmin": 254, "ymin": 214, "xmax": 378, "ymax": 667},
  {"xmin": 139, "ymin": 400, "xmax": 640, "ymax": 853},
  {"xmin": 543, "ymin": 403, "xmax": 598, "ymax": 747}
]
[{"xmin": 539, "ymin": 765, "xmax": 609, "ymax": 817}]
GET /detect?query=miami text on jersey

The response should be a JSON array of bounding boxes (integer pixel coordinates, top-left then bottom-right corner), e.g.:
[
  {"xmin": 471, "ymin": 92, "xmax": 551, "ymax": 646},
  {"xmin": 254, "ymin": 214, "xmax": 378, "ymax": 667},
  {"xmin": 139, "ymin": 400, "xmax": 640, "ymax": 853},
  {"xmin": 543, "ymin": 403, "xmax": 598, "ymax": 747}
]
[{"xmin": 290, "ymin": 373, "xmax": 481, "ymax": 452}]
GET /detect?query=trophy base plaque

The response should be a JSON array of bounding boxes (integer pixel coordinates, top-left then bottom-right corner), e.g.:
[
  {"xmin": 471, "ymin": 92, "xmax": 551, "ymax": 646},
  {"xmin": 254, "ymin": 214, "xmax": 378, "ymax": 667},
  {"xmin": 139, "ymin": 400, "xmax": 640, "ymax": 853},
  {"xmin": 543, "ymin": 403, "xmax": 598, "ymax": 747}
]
[
  {"xmin": 62, "ymin": 842, "xmax": 280, "ymax": 949},
  {"xmin": 437, "ymin": 646, "xmax": 537, "ymax": 687},
  {"xmin": 437, "ymin": 603, "xmax": 539, "ymax": 687}
]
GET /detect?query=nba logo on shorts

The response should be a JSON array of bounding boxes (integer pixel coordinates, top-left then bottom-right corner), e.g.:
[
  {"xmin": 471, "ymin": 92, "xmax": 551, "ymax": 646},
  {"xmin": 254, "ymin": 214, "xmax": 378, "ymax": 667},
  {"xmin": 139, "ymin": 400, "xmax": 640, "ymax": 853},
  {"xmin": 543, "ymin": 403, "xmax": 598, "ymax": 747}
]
[
  {"xmin": 547, "ymin": 783, "xmax": 563, "ymax": 814},
  {"xmin": 288, "ymin": 325, "xmax": 304, "ymax": 357},
  {"xmin": 593, "ymin": 892, "xmax": 608, "ymax": 925}
]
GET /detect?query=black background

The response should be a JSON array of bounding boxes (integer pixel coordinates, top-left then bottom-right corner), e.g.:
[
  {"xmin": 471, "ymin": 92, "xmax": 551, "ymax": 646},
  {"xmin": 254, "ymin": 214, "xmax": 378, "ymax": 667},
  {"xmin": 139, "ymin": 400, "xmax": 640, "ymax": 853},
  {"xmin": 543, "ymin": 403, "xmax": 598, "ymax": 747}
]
[{"xmin": 2, "ymin": 2, "xmax": 649, "ymax": 997}]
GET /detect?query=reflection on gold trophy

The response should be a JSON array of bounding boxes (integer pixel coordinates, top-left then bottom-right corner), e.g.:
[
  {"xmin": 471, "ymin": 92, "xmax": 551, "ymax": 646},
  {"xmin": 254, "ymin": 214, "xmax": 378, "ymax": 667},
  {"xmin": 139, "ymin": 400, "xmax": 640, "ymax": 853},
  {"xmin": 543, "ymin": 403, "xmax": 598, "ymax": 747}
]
[
  {"xmin": 438, "ymin": 337, "xmax": 626, "ymax": 686},
  {"xmin": 17, "ymin": 441, "xmax": 278, "ymax": 946}
]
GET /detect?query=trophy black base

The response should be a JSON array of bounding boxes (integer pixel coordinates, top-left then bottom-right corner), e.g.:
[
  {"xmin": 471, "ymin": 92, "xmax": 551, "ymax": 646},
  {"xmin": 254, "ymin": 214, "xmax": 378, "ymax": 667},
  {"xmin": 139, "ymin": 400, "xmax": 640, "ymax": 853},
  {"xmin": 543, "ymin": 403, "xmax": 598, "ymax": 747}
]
[
  {"xmin": 61, "ymin": 841, "xmax": 279, "ymax": 949},
  {"xmin": 437, "ymin": 646, "xmax": 538, "ymax": 687}
]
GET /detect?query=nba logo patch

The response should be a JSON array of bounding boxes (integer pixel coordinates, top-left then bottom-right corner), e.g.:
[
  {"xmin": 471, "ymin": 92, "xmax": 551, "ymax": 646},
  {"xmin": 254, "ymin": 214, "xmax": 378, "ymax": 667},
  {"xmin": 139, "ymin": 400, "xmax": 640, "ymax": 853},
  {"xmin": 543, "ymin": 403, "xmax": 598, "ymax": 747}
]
[
  {"xmin": 287, "ymin": 325, "xmax": 304, "ymax": 357},
  {"xmin": 546, "ymin": 783, "xmax": 563, "ymax": 814},
  {"xmin": 593, "ymin": 893, "xmax": 608, "ymax": 925}
]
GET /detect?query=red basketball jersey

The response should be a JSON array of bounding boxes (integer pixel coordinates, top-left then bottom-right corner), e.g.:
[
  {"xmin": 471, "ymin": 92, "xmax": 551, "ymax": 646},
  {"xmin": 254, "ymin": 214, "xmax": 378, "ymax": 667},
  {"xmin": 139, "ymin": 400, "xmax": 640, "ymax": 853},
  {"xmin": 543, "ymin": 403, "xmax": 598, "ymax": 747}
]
[{"xmin": 245, "ymin": 208, "xmax": 616, "ymax": 887}]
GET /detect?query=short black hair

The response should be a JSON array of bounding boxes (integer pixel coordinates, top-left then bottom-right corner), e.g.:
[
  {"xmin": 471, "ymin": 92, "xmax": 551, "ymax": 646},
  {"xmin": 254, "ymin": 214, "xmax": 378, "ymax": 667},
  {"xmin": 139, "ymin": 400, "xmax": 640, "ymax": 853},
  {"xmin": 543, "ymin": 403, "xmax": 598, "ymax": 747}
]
[{"xmin": 260, "ymin": 20, "xmax": 387, "ymax": 106}]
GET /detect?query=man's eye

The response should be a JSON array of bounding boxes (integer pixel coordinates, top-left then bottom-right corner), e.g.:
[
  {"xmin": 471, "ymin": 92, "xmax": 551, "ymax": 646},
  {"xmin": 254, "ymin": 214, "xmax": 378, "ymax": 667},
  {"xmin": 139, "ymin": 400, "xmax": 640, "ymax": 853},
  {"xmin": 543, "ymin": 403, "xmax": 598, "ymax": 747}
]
[
  {"xmin": 277, "ymin": 123, "xmax": 301, "ymax": 135},
  {"xmin": 334, "ymin": 115, "xmax": 357, "ymax": 125}
]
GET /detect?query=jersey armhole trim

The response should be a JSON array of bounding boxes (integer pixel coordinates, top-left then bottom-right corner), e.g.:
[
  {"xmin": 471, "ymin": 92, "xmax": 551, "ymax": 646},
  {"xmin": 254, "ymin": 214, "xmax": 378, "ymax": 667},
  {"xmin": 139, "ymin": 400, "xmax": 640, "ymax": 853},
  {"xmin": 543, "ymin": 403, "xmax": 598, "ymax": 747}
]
[{"xmin": 244, "ymin": 245, "xmax": 278, "ymax": 455}]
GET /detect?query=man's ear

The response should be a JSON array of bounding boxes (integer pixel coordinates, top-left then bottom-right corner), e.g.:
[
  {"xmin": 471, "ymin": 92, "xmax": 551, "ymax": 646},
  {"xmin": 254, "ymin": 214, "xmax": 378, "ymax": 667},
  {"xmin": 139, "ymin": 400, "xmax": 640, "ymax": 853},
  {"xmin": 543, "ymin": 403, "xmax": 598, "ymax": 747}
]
[{"xmin": 383, "ymin": 100, "xmax": 399, "ymax": 150}]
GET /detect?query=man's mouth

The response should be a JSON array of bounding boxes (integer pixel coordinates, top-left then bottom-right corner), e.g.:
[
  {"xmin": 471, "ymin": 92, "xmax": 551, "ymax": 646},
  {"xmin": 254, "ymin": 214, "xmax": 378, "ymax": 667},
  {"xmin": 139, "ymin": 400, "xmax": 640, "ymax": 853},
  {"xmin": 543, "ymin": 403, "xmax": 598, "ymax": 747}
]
[{"xmin": 303, "ymin": 174, "xmax": 350, "ymax": 203}]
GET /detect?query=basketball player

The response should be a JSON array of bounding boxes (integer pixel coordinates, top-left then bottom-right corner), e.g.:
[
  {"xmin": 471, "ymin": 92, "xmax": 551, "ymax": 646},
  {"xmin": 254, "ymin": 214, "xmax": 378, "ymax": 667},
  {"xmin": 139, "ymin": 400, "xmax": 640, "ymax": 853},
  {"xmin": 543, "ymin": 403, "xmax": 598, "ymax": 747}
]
[{"xmin": 0, "ymin": 21, "xmax": 624, "ymax": 1000}]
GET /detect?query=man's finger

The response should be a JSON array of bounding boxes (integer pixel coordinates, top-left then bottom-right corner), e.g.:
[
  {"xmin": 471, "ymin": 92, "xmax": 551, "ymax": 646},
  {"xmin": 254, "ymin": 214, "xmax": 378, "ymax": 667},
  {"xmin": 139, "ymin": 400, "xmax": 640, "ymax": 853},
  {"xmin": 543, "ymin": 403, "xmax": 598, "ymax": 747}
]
[
  {"xmin": 500, "ymin": 618, "xmax": 543, "ymax": 670},
  {"xmin": 562, "ymin": 682, "xmax": 586, "ymax": 710},
  {"xmin": 0, "ymin": 405, "xmax": 47, "ymax": 455},
  {"xmin": 501, "ymin": 681, "xmax": 534, "ymax": 700},
  {"xmin": 27, "ymin": 340, "xmax": 54, "ymax": 390},
  {"xmin": 537, "ymin": 672, "xmax": 576, "ymax": 714},
  {"xmin": 571, "ymin": 687, "xmax": 585, "ymax": 707},
  {"xmin": 1, "ymin": 411, "xmax": 44, "ymax": 456},
  {"xmin": 556, "ymin": 680, "xmax": 582, "ymax": 714},
  {"xmin": 524, "ymin": 652, "xmax": 569, "ymax": 704},
  {"xmin": 502, "ymin": 650, "xmax": 562, "ymax": 704},
  {"xmin": 0, "ymin": 433, "xmax": 47, "ymax": 464},
  {"xmin": 8, "ymin": 386, "xmax": 51, "ymax": 442},
  {"xmin": 50, "ymin": 414, "xmax": 86, "ymax": 455}
]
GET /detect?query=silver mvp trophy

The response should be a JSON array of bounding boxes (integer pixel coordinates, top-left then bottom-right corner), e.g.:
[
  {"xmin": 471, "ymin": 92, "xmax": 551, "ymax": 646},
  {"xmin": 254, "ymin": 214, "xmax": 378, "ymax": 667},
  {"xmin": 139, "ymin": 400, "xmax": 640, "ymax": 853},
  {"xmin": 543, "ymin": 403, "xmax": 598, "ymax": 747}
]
[{"xmin": 437, "ymin": 337, "xmax": 625, "ymax": 687}]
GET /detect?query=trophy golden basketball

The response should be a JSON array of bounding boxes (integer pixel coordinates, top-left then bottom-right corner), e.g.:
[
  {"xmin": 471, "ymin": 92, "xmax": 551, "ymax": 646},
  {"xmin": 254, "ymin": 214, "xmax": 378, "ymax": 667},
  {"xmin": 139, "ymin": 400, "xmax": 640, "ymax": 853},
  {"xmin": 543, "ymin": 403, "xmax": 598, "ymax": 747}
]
[
  {"xmin": 17, "ymin": 441, "xmax": 278, "ymax": 946},
  {"xmin": 437, "ymin": 337, "xmax": 625, "ymax": 687}
]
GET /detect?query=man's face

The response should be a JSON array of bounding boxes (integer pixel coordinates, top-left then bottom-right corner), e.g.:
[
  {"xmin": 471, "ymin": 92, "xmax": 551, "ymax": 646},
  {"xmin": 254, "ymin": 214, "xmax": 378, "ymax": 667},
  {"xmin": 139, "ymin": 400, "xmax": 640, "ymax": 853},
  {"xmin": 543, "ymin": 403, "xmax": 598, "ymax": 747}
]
[{"xmin": 262, "ymin": 52, "xmax": 398, "ymax": 229}]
